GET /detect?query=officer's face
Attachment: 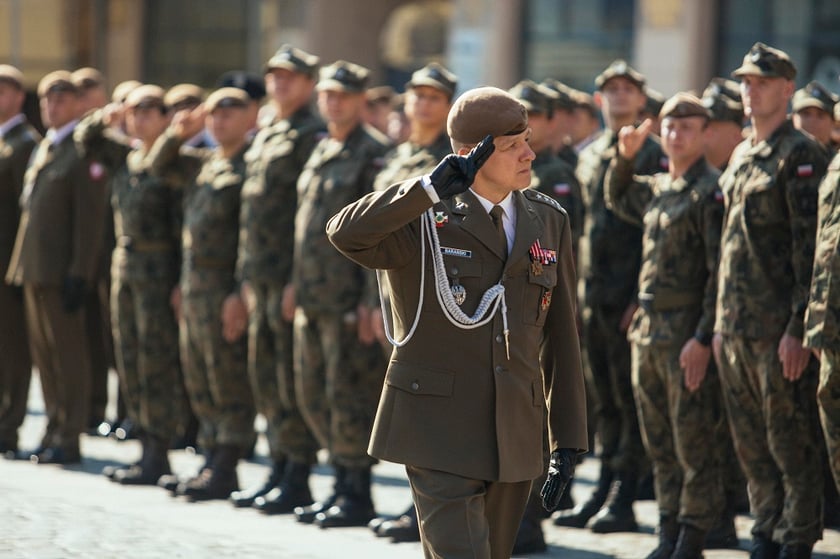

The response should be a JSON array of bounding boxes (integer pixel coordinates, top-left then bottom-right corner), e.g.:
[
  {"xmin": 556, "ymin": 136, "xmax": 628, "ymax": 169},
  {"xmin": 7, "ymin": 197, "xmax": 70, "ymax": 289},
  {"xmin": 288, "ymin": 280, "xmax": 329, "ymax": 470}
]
[
  {"xmin": 317, "ymin": 89, "xmax": 364, "ymax": 129},
  {"xmin": 793, "ymin": 106, "xmax": 834, "ymax": 146},
  {"xmin": 660, "ymin": 116, "xmax": 708, "ymax": 165},
  {"xmin": 525, "ymin": 112, "xmax": 551, "ymax": 153},
  {"xmin": 207, "ymin": 106, "xmax": 251, "ymax": 147},
  {"xmin": 0, "ymin": 82, "xmax": 24, "ymax": 121},
  {"xmin": 126, "ymin": 105, "xmax": 170, "ymax": 146},
  {"xmin": 40, "ymin": 90, "xmax": 81, "ymax": 129},
  {"xmin": 405, "ymin": 86, "xmax": 449, "ymax": 129},
  {"xmin": 267, "ymin": 68, "xmax": 314, "ymax": 109},
  {"xmin": 599, "ymin": 77, "xmax": 646, "ymax": 121},
  {"xmin": 739, "ymin": 75, "xmax": 794, "ymax": 121},
  {"xmin": 469, "ymin": 128, "xmax": 535, "ymax": 199}
]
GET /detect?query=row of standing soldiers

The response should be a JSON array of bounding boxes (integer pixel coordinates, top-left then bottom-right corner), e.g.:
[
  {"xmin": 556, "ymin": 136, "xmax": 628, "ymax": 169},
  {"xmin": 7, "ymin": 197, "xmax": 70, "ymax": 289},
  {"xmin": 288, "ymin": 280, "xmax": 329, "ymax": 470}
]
[{"xmin": 0, "ymin": 38, "xmax": 840, "ymax": 558}]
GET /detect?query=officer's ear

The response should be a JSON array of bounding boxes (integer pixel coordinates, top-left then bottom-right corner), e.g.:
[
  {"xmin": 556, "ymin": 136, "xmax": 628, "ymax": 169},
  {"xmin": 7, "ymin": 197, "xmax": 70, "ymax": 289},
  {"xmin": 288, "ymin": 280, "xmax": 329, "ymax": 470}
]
[{"xmin": 593, "ymin": 91, "xmax": 604, "ymax": 110}]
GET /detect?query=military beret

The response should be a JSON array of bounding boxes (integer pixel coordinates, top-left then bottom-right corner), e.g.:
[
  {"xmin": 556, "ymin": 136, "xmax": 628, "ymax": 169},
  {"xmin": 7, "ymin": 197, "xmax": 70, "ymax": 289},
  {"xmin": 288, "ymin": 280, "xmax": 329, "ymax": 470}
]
[
  {"xmin": 659, "ymin": 92, "xmax": 711, "ymax": 120},
  {"xmin": 112, "ymin": 80, "xmax": 142, "ymax": 104},
  {"xmin": 366, "ymin": 85, "xmax": 396, "ymax": 106},
  {"xmin": 702, "ymin": 78, "xmax": 741, "ymax": 104},
  {"xmin": 38, "ymin": 70, "xmax": 78, "ymax": 97},
  {"xmin": 316, "ymin": 60, "xmax": 370, "ymax": 93},
  {"xmin": 216, "ymin": 71, "xmax": 266, "ymax": 101},
  {"xmin": 447, "ymin": 86, "xmax": 528, "ymax": 145},
  {"xmin": 72, "ymin": 67, "xmax": 105, "ymax": 90},
  {"xmin": 164, "ymin": 84, "xmax": 205, "ymax": 110},
  {"xmin": 644, "ymin": 87, "xmax": 666, "ymax": 116},
  {"xmin": 124, "ymin": 84, "xmax": 167, "ymax": 111},
  {"xmin": 0, "ymin": 64, "xmax": 24, "ymax": 89},
  {"xmin": 205, "ymin": 87, "xmax": 251, "ymax": 112},
  {"xmin": 792, "ymin": 81, "xmax": 837, "ymax": 115},
  {"xmin": 265, "ymin": 44, "xmax": 320, "ymax": 77},
  {"xmin": 595, "ymin": 59, "xmax": 645, "ymax": 91},
  {"xmin": 540, "ymin": 79, "xmax": 577, "ymax": 111},
  {"xmin": 406, "ymin": 62, "xmax": 458, "ymax": 99},
  {"xmin": 571, "ymin": 89, "xmax": 599, "ymax": 117},
  {"xmin": 732, "ymin": 42, "xmax": 796, "ymax": 80},
  {"xmin": 508, "ymin": 80, "xmax": 556, "ymax": 115}
]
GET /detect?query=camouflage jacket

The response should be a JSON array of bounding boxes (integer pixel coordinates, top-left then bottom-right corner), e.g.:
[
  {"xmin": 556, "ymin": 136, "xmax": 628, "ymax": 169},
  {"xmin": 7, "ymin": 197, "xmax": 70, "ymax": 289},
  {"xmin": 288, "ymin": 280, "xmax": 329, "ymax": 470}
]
[
  {"xmin": 0, "ymin": 117, "xmax": 39, "ymax": 275},
  {"xmin": 715, "ymin": 119, "xmax": 828, "ymax": 340},
  {"xmin": 576, "ymin": 128, "xmax": 667, "ymax": 309},
  {"xmin": 606, "ymin": 155, "xmax": 723, "ymax": 346},
  {"xmin": 372, "ymin": 131, "xmax": 450, "ymax": 192},
  {"xmin": 237, "ymin": 106, "xmax": 325, "ymax": 286},
  {"xmin": 293, "ymin": 123, "xmax": 389, "ymax": 313},
  {"xmin": 530, "ymin": 148, "xmax": 583, "ymax": 252},
  {"xmin": 804, "ymin": 152, "xmax": 840, "ymax": 350}
]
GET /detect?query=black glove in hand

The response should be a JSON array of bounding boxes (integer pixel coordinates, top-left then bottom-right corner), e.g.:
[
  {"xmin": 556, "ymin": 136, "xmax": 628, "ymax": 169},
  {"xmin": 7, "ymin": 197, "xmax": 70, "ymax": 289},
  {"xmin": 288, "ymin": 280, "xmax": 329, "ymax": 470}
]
[
  {"xmin": 540, "ymin": 448, "xmax": 576, "ymax": 512},
  {"xmin": 61, "ymin": 276, "xmax": 88, "ymax": 313},
  {"xmin": 429, "ymin": 135, "xmax": 495, "ymax": 199}
]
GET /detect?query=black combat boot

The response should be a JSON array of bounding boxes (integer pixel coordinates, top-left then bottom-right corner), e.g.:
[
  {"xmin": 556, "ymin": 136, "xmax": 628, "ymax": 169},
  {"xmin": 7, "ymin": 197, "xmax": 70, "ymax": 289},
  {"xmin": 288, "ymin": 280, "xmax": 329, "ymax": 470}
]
[
  {"xmin": 178, "ymin": 444, "xmax": 240, "ymax": 501},
  {"xmin": 750, "ymin": 533, "xmax": 781, "ymax": 559},
  {"xmin": 315, "ymin": 466, "xmax": 376, "ymax": 528},
  {"xmin": 645, "ymin": 514, "xmax": 678, "ymax": 559},
  {"xmin": 553, "ymin": 463, "xmax": 613, "ymax": 527},
  {"xmin": 158, "ymin": 448, "xmax": 214, "ymax": 494},
  {"xmin": 229, "ymin": 458, "xmax": 286, "ymax": 508},
  {"xmin": 671, "ymin": 524, "xmax": 706, "ymax": 559},
  {"xmin": 513, "ymin": 492, "xmax": 548, "ymax": 554},
  {"xmin": 705, "ymin": 505, "xmax": 739, "ymax": 549},
  {"xmin": 103, "ymin": 434, "xmax": 146, "ymax": 480},
  {"xmin": 379, "ymin": 506, "xmax": 420, "ymax": 543},
  {"xmin": 116, "ymin": 436, "xmax": 172, "ymax": 485},
  {"xmin": 590, "ymin": 472, "xmax": 639, "ymax": 533},
  {"xmin": 253, "ymin": 461, "xmax": 314, "ymax": 514},
  {"xmin": 295, "ymin": 465, "xmax": 345, "ymax": 524},
  {"xmin": 778, "ymin": 543, "xmax": 813, "ymax": 559}
]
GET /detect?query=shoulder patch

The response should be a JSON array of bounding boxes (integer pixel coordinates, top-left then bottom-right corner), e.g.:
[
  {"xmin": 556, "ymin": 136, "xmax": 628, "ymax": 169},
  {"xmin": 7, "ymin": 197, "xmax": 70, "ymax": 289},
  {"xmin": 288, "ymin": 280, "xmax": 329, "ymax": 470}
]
[{"xmin": 524, "ymin": 188, "xmax": 564, "ymax": 212}]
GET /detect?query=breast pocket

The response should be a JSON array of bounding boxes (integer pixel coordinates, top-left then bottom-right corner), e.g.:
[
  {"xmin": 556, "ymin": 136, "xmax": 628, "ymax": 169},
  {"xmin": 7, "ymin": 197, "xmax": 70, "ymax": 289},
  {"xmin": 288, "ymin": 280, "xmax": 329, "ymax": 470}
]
[
  {"xmin": 521, "ymin": 266, "xmax": 557, "ymax": 326},
  {"xmin": 743, "ymin": 174, "xmax": 784, "ymax": 227}
]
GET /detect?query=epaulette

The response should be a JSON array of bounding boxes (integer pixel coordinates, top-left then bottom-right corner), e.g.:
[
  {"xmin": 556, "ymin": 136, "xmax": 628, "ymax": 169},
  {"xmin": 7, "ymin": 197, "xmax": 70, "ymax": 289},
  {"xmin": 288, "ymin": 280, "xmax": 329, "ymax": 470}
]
[{"xmin": 523, "ymin": 188, "xmax": 564, "ymax": 212}]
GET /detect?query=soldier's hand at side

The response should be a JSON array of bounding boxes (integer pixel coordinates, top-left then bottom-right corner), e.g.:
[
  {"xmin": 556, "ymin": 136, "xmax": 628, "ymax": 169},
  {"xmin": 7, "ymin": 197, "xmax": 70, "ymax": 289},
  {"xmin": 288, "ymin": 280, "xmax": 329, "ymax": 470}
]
[
  {"xmin": 281, "ymin": 284, "xmax": 296, "ymax": 323},
  {"xmin": 619, "ymin": 302, "xmax": 638, "ymax": 333},
  {"xmin": 680, "ymin": 338, "xmax": 711, "ymax": 392},
  {"xmin": 171, "ymin": 104, "xmax": 207, "ymax": 141},
  {"xmin": 618, "ymin": 119, "xmax": 653, "ymax": 160},
  {"xmin": 221, "ymin": 293, "xmax": 248, "ymax": 343},
  {"xmin": 712, "ymin": 333, "xmax": 723, "ymax": 367},
  {"xmin": 429, "ymin": 135, "xmax": 495, "ymax": 199},
  {"xmin": 778, "ymin": 333, "xmax": 811, "ymax": 381},
  {"xmin": 540, "ymin": 449, "xmax": 576, "ymax": 512}
]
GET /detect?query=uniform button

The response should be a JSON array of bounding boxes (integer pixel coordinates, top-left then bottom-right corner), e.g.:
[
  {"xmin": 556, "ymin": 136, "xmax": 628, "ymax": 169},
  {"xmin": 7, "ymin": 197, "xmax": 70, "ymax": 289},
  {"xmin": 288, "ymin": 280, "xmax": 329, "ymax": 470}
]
[
  {"xmin": 450, "ymin": 266, "xmax": 459, "ymax": 275},
  {"xmin": 495, "ymin": 334, "xmax": 503, "ymax": 343},
  {"xmin": 410, "ymin": 381, "xmax": 420, "ymax": 391},
  {"xmin": 494, "ymin": 366, "xmax": 503, "ymax": 374}
]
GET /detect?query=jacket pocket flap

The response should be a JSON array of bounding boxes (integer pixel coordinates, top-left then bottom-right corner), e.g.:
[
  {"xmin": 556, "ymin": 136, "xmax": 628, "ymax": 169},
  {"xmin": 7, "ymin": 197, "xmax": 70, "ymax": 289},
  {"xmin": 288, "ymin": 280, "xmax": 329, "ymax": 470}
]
[{"xmin": 387, "ymin": 361, "xmax": 454, "ymax": 397}]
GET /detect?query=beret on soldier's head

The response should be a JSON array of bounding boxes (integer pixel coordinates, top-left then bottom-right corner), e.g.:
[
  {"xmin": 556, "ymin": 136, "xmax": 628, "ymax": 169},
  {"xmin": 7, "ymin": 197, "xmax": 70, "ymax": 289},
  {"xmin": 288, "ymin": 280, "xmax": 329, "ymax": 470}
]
[
  {"xmin": 204, "ymin": 87, "xmax": 251, "ymax": 112},
  {"xmin": 265, "ymin": 44, "xmax": 320, "ymax": 77},
  {"xmin": 792, "ymin": 81, "xmax": 837, "ymax": 115},
  {"xmin": 660, "ymin": 92, "xmax": 711, "ymax": 120},
  {"xmin": 447, "ymin": 86, "xmax": 528, "ymax": 145},
  {"xmin": 38, "ymin": 70, "xmax": 78, "ymax": 97},
  {"xmin": 508, "ymin": 80, "xmax": 555, "ymax": 115},
  {"xmin": 112, "ymin": 80, "xmax": 142, "ymax": 104},
  {"xmin": 164, "ymin": 84, "xmax": 205, "ymax": 110},
  {"xmin": 124, "ymin": 84, "xmax": 167, "ymax": 111},
  {"xmin": 72, "ymin": 67, "xmax": 105, "ymax": 90},
  {"xmin": 216, "ymin": 71, "xmax": 266, "ymax": 101},
  {"xmin": 540, "ymin": 78, "xmax": 577, "ymax": 111},
  {"xmin": 732, "ymin": 42, "xmax": 796, "ymax": 80},
  {"xmin": 0, "ymin": 64, "xmax": 24, "ymax": 89},
  {"xmin": 406, "ymin": 62, "xmax": 458, "ymax": 99},
  {"xmin": 595, "ymin": 59, "xmax": 646, "ymax": 91},
  {"xmin": 316, "ymin": 60, "xmax": 370, "ymax": 93}
]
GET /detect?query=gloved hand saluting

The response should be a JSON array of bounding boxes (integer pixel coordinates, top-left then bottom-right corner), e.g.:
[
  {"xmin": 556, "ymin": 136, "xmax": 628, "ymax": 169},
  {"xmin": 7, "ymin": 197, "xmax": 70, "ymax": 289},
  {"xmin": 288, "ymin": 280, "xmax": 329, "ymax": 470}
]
[
  {"xmin": 429, "ymin": 135, "xmax": 495, "ymax": 200},
  {"xmin": 540, "ymin": 448, "xmax": 576, "ymax": 512}
]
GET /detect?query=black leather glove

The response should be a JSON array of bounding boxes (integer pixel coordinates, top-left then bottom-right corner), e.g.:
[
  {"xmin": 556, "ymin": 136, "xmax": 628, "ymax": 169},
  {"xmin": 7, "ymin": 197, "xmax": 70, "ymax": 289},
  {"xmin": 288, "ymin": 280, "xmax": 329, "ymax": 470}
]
[
  {"xmin": 429, "ymin": 135, "xmax": 495, "ymax": 199},
  {"xmin": 540, "ymin": 448, "xmax": 576, "ymax": 512},
  {"xmin": 61, "ymin": 276, "xmax": 88, "ymax": 313}
]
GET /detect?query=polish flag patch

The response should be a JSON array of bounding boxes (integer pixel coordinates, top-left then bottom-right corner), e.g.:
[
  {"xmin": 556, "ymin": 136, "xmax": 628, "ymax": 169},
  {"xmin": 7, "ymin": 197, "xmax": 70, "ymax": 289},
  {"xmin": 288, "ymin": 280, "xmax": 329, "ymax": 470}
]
[
  {"xmin": 796, "ymin": 164, "xmax": 814, "ymax": 177},
  {"xmin": 89, "ymin": 161, "xmax": 105, "ymax": 181},
  {"xmin": 553, "ymin": 183, "xmax": 571, "ymax": 195}
]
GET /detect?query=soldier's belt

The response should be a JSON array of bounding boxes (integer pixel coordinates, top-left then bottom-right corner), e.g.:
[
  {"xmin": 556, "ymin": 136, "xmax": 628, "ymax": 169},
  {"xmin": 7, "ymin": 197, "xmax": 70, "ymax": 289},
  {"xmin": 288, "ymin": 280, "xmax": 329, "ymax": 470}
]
[
  {"xmin": 117, "ymin": 236, "xmax": 176, "ymax": 253},
  {"xmin": 638, "ymin": 290, "xmax": 703, "ymax": 312},
  {"xmin": 189, "ymin": 254, "xmax": 234, "ymax": 269}
]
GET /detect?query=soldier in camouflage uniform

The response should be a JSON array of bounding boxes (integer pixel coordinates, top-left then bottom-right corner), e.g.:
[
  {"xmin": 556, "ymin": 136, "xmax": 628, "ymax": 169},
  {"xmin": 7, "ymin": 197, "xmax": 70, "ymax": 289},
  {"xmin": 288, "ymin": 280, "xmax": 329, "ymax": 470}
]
[
  {"xmin": 290, "ymin": 60, "xmax": 390, "ymax": 529},
  {"xmin": 228, "ymin": 45, "xmax": 324, "ymax": 514},
  {"xmin": 0, "ymin": 65, "xmax": 38, "ymax": 457},
  {"xmin": 540, "ymin": 78, "xmax": 581, "ymax": 169},
  {"xmin": 606, "ymin": 94, "xmax": 728, "ymax": 559},
  {"xmin": 555, "ymin": 60, "xmax": 667, "ymax": 534},
  {"xmin": 148, "ymin": 87, "xmax": 256, "ymax": 501},
  {"xmin": 75, "ymin": 85, "xmax": 183, "ymax": 484},
  {"xmin": 713, "ymin": 43, "xmax": 829, "ymax": 559},
  {"xmin": 792, "ymin": 81, "xmax": 838, "ymax": 152}
]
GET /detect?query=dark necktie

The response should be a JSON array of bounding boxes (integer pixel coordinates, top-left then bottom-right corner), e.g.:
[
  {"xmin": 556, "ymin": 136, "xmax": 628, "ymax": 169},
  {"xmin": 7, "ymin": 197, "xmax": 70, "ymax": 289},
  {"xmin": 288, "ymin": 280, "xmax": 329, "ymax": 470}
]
[{"xmin": 490, "ymin": 205, "xmax": 507, "ymax": 260}]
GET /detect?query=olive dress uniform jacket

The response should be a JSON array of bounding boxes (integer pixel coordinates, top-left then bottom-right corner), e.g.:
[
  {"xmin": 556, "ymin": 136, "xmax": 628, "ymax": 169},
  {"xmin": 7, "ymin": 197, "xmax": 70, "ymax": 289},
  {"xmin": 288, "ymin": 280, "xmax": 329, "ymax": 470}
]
[
  {"xmin": 0, "ymin": 117, "xmax": 39, "ymax": 276},
  {"xmin": 327, "ymin": 180, "xmax": 588, "ymax": 483}
]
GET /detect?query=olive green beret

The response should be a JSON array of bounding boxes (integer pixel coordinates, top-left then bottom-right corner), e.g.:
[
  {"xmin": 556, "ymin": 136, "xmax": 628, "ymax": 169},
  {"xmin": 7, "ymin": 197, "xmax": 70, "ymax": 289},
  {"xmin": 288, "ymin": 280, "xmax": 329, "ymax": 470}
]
[
  {"xmin": 406, "ymin": 62, "xmax": 457, "ymax": 99},
  {"xmin": 316, "ymin": 60, "xmax": 370, "ymax": 93},
  {"xmin": 204, "ymin": 87, "xmax": 250, "ymax": 112},
  {"xmin": 792, "ymin": 81, "xmax": 837, "ymax": 115},
  {"xmin": 732, "ymin": 42, "xmax": 796, "ymax": 80},
  {"xmin": 125, "ymin": 84, "xmax": 166, "ymax": 111},
  {"xmin": 0, "ymin": 64, "xmax": 24, "ymax": 89},
  {"xmin": 447, "ymin": 86, "xmax": 528, "ymax": 145},
  {"xmin": 164, "ymin": 84, "xmax": 205, "ymax": 110},
  {"xmin": 660, "ymin": 93, "xmax": 711, "ymax": 120},
  {"xmin": 38, "ymin": 70, "xmax": 78, "ymax": 97},
  {"xmin": 701, "ymin": 78, "xmax": 743, "ymax": 125},
  {"xmin": 595, "ymin": 59, "xmax": 645, "ymax": 91},
  {"xmin": 265, "ymin": 44, "xmax": 320, "ymax": 77}
]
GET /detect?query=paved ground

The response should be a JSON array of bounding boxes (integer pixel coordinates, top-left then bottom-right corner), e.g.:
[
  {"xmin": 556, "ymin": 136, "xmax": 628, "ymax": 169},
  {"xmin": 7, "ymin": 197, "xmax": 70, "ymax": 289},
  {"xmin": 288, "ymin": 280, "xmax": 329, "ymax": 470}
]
[{"xmin": 2, "ymin": 372, "xmax": 838, "ymax": 558}]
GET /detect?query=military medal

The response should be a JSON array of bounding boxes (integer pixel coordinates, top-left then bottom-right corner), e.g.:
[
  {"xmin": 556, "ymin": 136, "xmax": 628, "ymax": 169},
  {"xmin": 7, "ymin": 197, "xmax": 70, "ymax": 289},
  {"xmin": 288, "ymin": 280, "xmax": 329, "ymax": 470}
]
[
  {"xmin": 540, "ymin": 290, "xmax": 552, "ymax": 311},
  {"xmin": 529, "ymin": 239, "xmax": 557, "ymax": 277},
  {"xmin": 530, "ymin": 260, "xmax": 543, "ymax": 276},
  {"xmin": 434, "ymin": 211, "xmax": 448, "ymax": 228},
  {"xmin": 451, "ymin": 282, "xmax": 466, "ymax": 306}
]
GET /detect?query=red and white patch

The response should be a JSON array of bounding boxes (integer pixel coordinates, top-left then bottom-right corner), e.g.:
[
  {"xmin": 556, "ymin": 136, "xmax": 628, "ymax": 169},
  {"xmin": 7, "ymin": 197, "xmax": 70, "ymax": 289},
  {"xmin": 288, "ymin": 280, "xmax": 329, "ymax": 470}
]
[
  {"xmin": 553, "ymin": 183, "xmax": 571, "ymax": 195},
  {"xmin": 89, "ymin": 161, "xmax": 106, "ymax": 181},
  {"xmin": 796, "ymin": 164, "xmax": 814, "ymax": 177},
  {"xmin": 659, "ymin": 156, "xmax": 669, "ymax": 170}
]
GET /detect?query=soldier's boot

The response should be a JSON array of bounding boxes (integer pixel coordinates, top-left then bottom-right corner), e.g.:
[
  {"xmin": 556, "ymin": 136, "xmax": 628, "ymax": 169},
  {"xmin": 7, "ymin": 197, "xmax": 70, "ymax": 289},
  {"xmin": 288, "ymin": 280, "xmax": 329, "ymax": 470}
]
[
  {"xmin": 253, "ymin": 461, "xmax": 314, "ymax": 514},
  {"xmin": 178, "ymin": 444, "xmax": 240, "ymax": 502},
  {"xmin": 553, "ymin": 463, "xmax": 613, "ymax": 527},
  {"xmin": 315, "ymin": 466, "xmax": 376, "ymax": 528},
  {"xmin": 749, "ymin": 534, "xmax": 781, "ymax": 559},
  {"xmin": 512, "ymin": 494, "xmax": 547, "ymax": 555},
  {"xmin": 295, "ymin": 465, "xmax": 345, "ymax": 524},
  {"xmin": 379, "ymin": 506, "xmax": 420, "ymax": 543},
  {"xmin": 645, "ymin": 514, "xmax": 679, "ymax": 559},
  {"xmin": 229, "ymin": 458, "xmax": 286, "ymax": 508},
  {"xmin": 590, "ymin": 473, "xmax": 639, "ymax": 533},
  {"xmin": 116, "ymin": 436, "xmax": 172, "ymax": 485},
  {"xmin": 704, "ymin": 505, "xmax": 739, "ymax": 549},
  {"xmin": 103, "ymin": 434, "xmax": 146, "ymax": 480},
  {"xmin": 159, "ymin": 448, "xmax": 215, "ymax": 494},
  {"xmin": 671, "ymin": 524, "xmax": 707, "ymax": 559},
  {"xmin": 778, "ymin": 543, "xmax": 813, "ymax": 559}
]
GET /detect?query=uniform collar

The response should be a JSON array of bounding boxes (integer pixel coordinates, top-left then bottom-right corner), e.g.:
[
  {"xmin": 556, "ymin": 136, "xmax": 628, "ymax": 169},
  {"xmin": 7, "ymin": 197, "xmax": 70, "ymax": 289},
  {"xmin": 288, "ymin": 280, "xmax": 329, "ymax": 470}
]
[
  {"xmin": 46, "ymin": 119, "xmax": 79, "ymax": 146},
  {"xmin": 0, "ymin": 113, "xmax": 25, "ymax": 138}
]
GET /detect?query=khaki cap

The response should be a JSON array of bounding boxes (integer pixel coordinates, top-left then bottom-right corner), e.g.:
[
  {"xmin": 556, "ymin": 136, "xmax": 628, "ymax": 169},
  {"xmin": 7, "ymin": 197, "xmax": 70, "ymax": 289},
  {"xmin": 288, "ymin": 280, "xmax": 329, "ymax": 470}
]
[
  {"xmin": 205, "ymin": 87, "xmax": 250, "ymax": 112},
  {"xmin": 701, "ymin": 78, "xmax": 743, "ymax": 125},
  {"xmin": 732, "ymin": 42, "xmax": 796, "ymax": 80},
  {"xmin": 366, "ymin": 85, "xmax": 396, "ymax": 105},
  {"xmin": 316, "ymin": 60, "xmax": 370, "ymax": 93},
  {"xmin": 447, "ymin": 86, "xmax": 528, "ymax": 145},
  {"xmin": 792, "ymin": 81, "xmax": 837, "ymax": 115},
  {"xmin": 540, "ymin": 79, "xmax": 576, "ymax": 111},
  {"xmin": 112, "ymin": 80, "xmax": 142, "ymax": 104},
  {"xmin": 406, "ymin": 62, "xmax": 457, "ymax": 99},
  {"xmin": 644, "ymin": 87, "xmax": 666, "ymax": 116},
  {"xmin": 72, "ymin": 67, "xmax": 105, "ymax": 89},
  {"xmin": 0, "ymin": 64, "xmax": 24, "ymax": 89},
  {"xmin": 265, "ymin": 44, "xmax": 320, "ymax": 77},
  {"xmin": 125, "ymin": 84, "xmax": 166, "ymax": 110},
  {"xmin": 508, "ymin": 80, "xmax": 555, "ymax": 115},
  {"xmin": 595, "ymin": 59, "xmax": 645, "ymax": 91},
  {"xmin": 38, "ymin": 70, "xmax": 78, "ymax": 97},
  {"xmin": 659, "ymin": 92, "xmax": 711, "ymax": 120},
  {"xmin": 164, "ymin": 84, "xmax": 205, "ymax": 110}
]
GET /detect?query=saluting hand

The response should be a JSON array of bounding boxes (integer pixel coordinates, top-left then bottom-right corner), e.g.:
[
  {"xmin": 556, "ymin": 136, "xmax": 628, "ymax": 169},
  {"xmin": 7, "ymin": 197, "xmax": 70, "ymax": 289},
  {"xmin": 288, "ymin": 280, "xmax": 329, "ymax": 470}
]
[
  {"xmin": 429, "ymin": 135, "xmax": 495, "ymax": 199},
  {"xmin": 617, "ymin": 118, "xmax": 653, "ymax": 160}
]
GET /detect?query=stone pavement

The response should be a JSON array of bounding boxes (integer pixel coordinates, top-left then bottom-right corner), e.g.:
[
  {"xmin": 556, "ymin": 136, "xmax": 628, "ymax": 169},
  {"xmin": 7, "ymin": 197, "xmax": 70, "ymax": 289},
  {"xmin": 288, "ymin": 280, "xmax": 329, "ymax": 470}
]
[{"xmin": 1, "ymin": 372, "xmax": 838, "ymax": 558}]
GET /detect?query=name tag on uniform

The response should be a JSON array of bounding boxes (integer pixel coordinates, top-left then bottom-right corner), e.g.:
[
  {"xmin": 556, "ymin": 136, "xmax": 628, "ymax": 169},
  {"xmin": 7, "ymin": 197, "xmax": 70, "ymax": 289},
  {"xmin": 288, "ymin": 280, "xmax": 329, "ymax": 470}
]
[{"xmin": 441, "ymin": 246, "xmax": 472, "ymax": 258}]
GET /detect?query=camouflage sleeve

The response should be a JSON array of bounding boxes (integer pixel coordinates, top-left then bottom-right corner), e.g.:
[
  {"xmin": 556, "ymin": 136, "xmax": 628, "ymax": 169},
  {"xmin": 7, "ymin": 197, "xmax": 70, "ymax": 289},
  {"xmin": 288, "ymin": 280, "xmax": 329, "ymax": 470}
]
[
  {"xmin": 695, "ymin": 187, "xmax": 724, "ymax": 344},
  {"xmin": 604, "ymin": 154, "xmax": 653, "ymax": 227},
  {"xmin": 74, "ymin": 109, "xmax": 132, "ymax": 172},
  {"xmin": 782, "ymin": 142, "xmax": 829, "ymax": 338},
  {"xmin": 146, "ymin": 129, "xmax": 203, "ymax": 188}
]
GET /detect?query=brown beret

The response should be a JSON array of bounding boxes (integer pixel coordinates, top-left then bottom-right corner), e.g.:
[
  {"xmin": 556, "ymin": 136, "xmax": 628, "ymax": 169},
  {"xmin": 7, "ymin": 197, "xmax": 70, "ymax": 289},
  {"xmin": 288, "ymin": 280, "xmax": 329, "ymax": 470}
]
[
  {"xmin": 0, "ymin": 64, "xmax": 24, "ymax": 89},
  {"xmin": 316, "ymin": 60, "xmax": 370, "ymax": 93},
  {"xmin": 72, "ymin": 67, "xmax": 105, "ymax": 89},
  {"xmin": 406, "ymin": 62, "xmax": 457, "ymax": 99},
  {"xmin": 112, "ymin": 80, "xmax": 142, "ymax": 104},
  {"xmin": 125, "ymin": 84, "xmax": 166, "ymax": 111},
  {"xmin": 792, "ymin": 81, "xmax": 837, "ymax": 115},
  {"xmin": 659, "ymin": 93, "xmax": 711, "ymax": 120},
  {"xmin": 204, "ymin": 87, "xmax": 250, "ymax": 112},
  {"xmin": 265, "ymin": 44, "xmax": 320, "ymax": 77},
  {"xmin": 595, "ymin": 59, "xmax": 645, "ymax": 91},
  {"xmin": 38, "ymin": 70, "xmax": 78, "ymax": 97},
  {"xmin": 164, "ymin": 84, "xmax": 205, "ymax": 110},
  {"xmin": 732, "ymin": 42, "xmax": 796, "ymax": 80},
  {"xmin": 447, "ymin": 87, "xmax": 528, "ymax": 145}
]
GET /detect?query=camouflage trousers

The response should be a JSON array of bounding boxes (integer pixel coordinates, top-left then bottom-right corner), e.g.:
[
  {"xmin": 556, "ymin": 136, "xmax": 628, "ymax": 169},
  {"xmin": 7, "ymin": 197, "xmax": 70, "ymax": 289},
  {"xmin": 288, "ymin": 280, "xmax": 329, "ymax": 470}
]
[
  {"xmin": 632, "ymin": 342, "xmax": 726, "ymax": 530},
  {"xmin": 0, "ymin": 282, "xmax": 31, "ymax": 447},
  {"xmin": 583, "ymin": 304, "xmax": 646, "ymax": 475},
  {"xmin": 180, "ymin": 289, "xmax": 255, "ymax": 451},
  {"xmin": 818, "ymin": 348, "xmax": 840, "ymax": 494},
  {"xmin": 293, "ymin": 307, "xmax": 385, "ymax": 468},
  {"xmin": 111, "ymin": 276, "xmax": 182, "ymax": 441},
  {"xmin": 247, "ymin": 282, "xmax": 319, "ymax": 464},
  {"xmin": 718, "ymin": 335, "xmax": 823, "ymax": 545}
]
